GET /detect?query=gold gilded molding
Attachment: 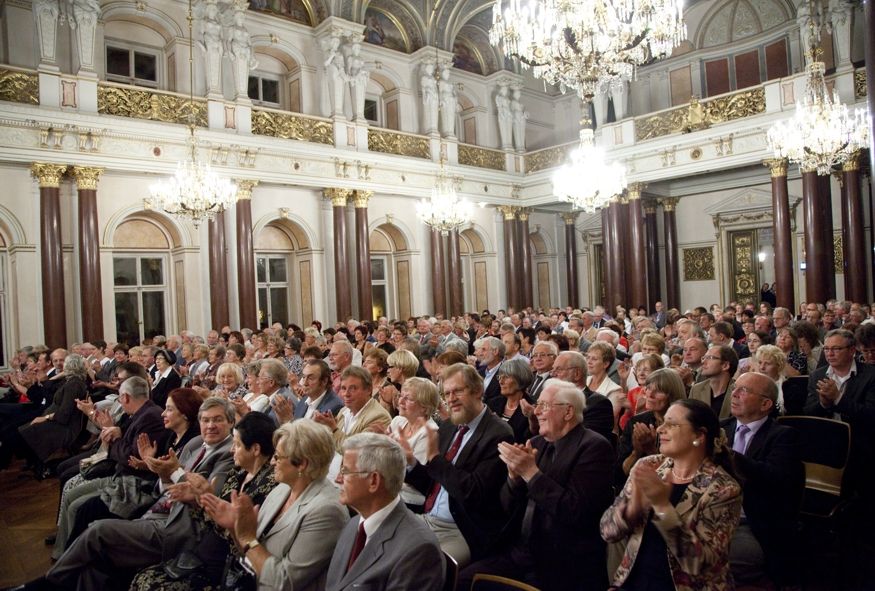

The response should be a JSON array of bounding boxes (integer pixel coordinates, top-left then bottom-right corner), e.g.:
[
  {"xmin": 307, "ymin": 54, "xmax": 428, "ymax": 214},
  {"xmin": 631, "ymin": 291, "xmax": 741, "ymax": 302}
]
[
  {"xmin": 517, "ymin": 208, "xmax": 530, "ymax": 222},
  {"xmin": 235, "ymin": 179, "xmax": 258, "ymax": 200},
  {"xmin": 855, "ymin": 69, "xmax": 867, "ymax": 99},
  {"xmin": 843, "ymin": 151, "xmax": 861, "ymax": 172},
  {"xmin": 251, "ymin": 109, "xmax": 333, "ymax": 145},
  {"xmin": 763, "ymin": 158, "xmax": 788, "ymax": 178},
  {"xmin": 30, "ymin": 163, "xmax": 67, "ymax": 188},
  {"xmin": 525, "ymin": 144, "xmax": 573, "ymax": 174},
  {"xmin": 834, "ymin": 234, "xmax": 843, "ymax": 274},
  {"xmin": 635, "ymin": 87, "xmax": 765, "ymax": 141},
  {"xmin": 323, "ymin": 188, "xmax": 352, "ymax": 206},
  {"xmin": 683, "ymin": 247, "xmax": 715, "ymax": 281},
  {"xmin": 0, "ymin": 67, "xmax": 39, "ymax": 105},
  {"xmin": 660, "ymin": 197, "xmax": 680, "ymax": 212},
  {"xmin": 626, "ymin": 183, "xmax": 645, "ymax": 200},
  {"xmin": 352, "ymin": 190, "xmax": 373, "ymax": 208},
  {"xmin": 98, "ymin": 84, "xmax": 207, "ymax": 126},
  {"xmin": 70, "ymin": 166, "xmax": 104, "ymax": 190},
  {"xmin": 458, "ymin": 144, "xmax": 505, "ymax": 171},
  {"xmin": 367, "ymin": 129, "xmax": 430, "ymax": 159},
  {"xmin": 497, "ymin": 205, "xmax": 518, "ymax": 220},
  {"xmin": 560, "ymin": 212, "xmax": 578, "ymax": 225}
]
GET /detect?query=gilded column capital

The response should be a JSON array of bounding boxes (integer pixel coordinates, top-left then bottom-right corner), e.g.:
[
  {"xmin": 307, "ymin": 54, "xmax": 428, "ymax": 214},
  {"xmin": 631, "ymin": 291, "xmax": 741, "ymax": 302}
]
[
  {"xmin": 352, "ymin": 190, "xmax": 373, "ymax": 208},
  {"xmin": 560, "ymin": 212, "xmax": 579, "ymax": 225},
  {"xmin": 30, "ymin": 163, "xmax": 67, "ymax": 188},
  {"xmin": 842, "ymin": 151, "xmax": 861, "ymax": 172},
  {"xmin": 800, "ymin": 165, "xmax": 818, "ymax": 174},
  {"xmin": 763, "ymin": 158, "xmax": 788, "ymax": 178},
  {"xmin": 497, "ymin": 205, "xmax": 518, "ymax": 220},
  {"xmin": 70, "ymin": 166, "xmax": 104, "ymax": 190},
  {"xmin": 517, "ymin": 208, "xmax": 530, "ymax": 223},
  {"xmin": 235, "ymin": 179, "xmax": 259, "ymax": 200},
  {"xmin": 626, "ymin": 182, "xmax": 646, "ymax": 200},
  {"xmin": 323, "ymin": 188, "xmax": 352, "ymax": 207},
  {"xmin": 660, "ymin": 197, "xmax": 680, "ymax": 212},
  {"xmin": 617, "ymin": 195, "xmax": 629, "ymax": 205}
]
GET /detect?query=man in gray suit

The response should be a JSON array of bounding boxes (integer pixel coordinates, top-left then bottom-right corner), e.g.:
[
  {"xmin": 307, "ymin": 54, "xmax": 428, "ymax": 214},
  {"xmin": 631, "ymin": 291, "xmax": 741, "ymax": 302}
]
[
  {"xmin": 293, "ymin": 360, "xmax": 343, "ymax": 419},
  {"xmin": 326, "ymin": 433, "xmax": 445, "ymax": 591},
  {"xmin": 39, "ymin": 397, "xmax": 236, "ymax": 591}
]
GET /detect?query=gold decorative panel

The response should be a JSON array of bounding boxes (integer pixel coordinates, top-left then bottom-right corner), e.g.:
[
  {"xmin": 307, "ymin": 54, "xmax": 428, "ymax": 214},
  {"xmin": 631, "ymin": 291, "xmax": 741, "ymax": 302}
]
[
  {"xmin": 526, "ymin": 144, "xmax": 574, "ymax": 174},
  {"xmin": 251, "ymin": 109, "xmax": 333, "ymax": 144},
  {"xmin": 458, "ymin": 144, "xmax": 505, "ymax": 171},
  {"xmin": 834, "ymin": 234, "xmax": 843, "ymax": 275},
  {"xmin": 729, "ymin": 230, "xmax": 758, "ymax": 305},
  {"xmin": 0, "ymin": 67, "xmax": 38, "ymax": 105},
  {"xmin": 635, "ymin": 87, "xmax": 766, "ymax": 141},
  {"xmin": 367, "ymin": 129, "xmax": 430, "ymax": 159},
  {"xmin": 855, "ymin": 69, "xmax": 867, "ymax": 99},
  {"xmin": 683, "ymin": 247, "xmax": 715, "ymax": 281},
  {"xmin": 98, "ymin": 84, "xmax": 206, "ymax": 126}
]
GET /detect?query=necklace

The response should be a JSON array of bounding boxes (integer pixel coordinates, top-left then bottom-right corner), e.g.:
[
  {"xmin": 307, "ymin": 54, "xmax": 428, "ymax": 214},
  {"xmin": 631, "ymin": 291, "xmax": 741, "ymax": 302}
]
[{"xmin": 670, "ymin": 466, "xmax": 696, "ymax": 481}]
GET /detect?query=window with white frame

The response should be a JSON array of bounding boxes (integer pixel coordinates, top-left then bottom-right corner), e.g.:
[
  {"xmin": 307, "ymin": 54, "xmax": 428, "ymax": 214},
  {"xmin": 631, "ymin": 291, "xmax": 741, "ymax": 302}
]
[
  {"xmin": 256, "ymin": 255, "xmax": 291, "ymax": 328},
  {"xmin": 248, "ymin": 73, "xmax": 281, "ymax": 107},
  {"xmin": 105, "ymin": 42, "xmax": 160, "ymax": 87},
  {"xmin": 113, "ymin": 255, "xmax": 169, "ymax": 346},
  {"xmin": 0, "ymin": 253, "xmax": 8, "ymax": 368},
  {"xmin": 370, "ymin": 257, "xmax": 390, "ymax": 320},
  {"xmin": 364, "ymin": 97, "xmax": 380, "ymax": 125}
]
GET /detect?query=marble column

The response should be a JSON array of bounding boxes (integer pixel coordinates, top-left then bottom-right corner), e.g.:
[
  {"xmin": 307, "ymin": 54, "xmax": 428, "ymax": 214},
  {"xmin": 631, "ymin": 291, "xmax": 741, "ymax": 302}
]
[
  {"xmin": 235, "ymin": 180, "xmax": 258, "ymax": 329},
  {"xmin": 499, "ymin": 206, "xmax": 519, "ymax": 310},
  {"xmin": 644, "ymin": 201, "xmax": 661, "ymax": 310},
  {"xmin": 353, "ymin": 190, "xmax": 373, "ymax": 321},
  {"xmin": 866, "ymin": 0, "xmax": 875, "ymax": 178},
  {"xmin": 601, "ymin": 207, "xmax": 614, "ymax": 311},
  {"xmin": 802, "ymin": 169, "xmax": 830, "ymax": 305},
  {"xmin": 608, "ymin": 199, "xmax": 626, "ymax": 310},
  {"xmin": 448, "ymin": 228, "xmax": 464, "ymax": 317},
  {"xmin": 325, "ymin": 188, "xmax": 352, "ymax": 323},
  {"xmin": 430, "ymin": 228, "xmax": 447, "ymax": 317},
  {"xmin": 662, "ymin": 197, "xmax": 680, "ymax": 310},
  {"xmin": 518, "ymin": 209, "xmax": 533, "ymax": 310},
  {"xmin": 562, "ymin": 212, "xmax": 579, "ymax": 308},
  {"xmin": 819, "ymin": 174, "xmax": 837, "ymax": 300},
  {"xmin": 31, "ymin": 163, "xmax": 68, "ymax": 348},
  {"xmin": 626, "ymin": 184, "xmax": 647, "ymax": 309},
  {"xmin": 842, "ymin": 152, "xmax": 866, "ymax": 303},
  {"xmin": 70, "ymin": 166, "xmax": 104, "ymax": 342},
  {"xmin": 764, "ymin": 159, "xmax": 795, "ymax": 312},
  {"xmin": 208, "ymin": 212, "xmax": 230, "ymax": 330},
  {"xmin": 619, "ymin": 196, "xmax": 633, "ymax": 308}
]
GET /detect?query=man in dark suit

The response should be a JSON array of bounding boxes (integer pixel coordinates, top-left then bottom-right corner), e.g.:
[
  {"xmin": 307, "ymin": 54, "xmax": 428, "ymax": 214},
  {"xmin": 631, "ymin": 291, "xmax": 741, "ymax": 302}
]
[
  {"xmin": 405, "ymin": 363, "xmax": 514, "ymax": 568},
  {"xmin": 460, "ymin": 379, "xmax": 614, "ymax": 590},
  {"xmin": 528, "ymin": 341, "xmax": 557, "ymax": 400},
  {"xmin": 724, "ymin": 372, "xmax": 803, "ymax": 586},
  {"xmin": 652, "ymin": 300, "xmax": 667, "ymax": 329},
  {"xmin": 547, "ymin": 351, "xmax": 614, "ymax": 442},
  {"xmin": 710, "ymin": 321, "xmax": 750, "ymax": 360},
  {"xmin": 474, "ymin": 336, "xmax": 504, "ymax": 402},
  {"xmin": 293, "ymin": 359, "xmax": 343, "ymax": 419},
  {"xmin": 327, "ymin": 433, "xmax": 444, "ymax": 591}
]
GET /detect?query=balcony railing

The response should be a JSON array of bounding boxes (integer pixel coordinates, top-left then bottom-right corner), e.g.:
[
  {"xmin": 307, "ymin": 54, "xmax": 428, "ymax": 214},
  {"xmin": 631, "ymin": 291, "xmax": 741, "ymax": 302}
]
[
  {"xmin": 367, "ymin": 128, "xmax": 430, "ymax": 159},
  {"xmin": 524, "ymin": 142, "xmax": 576, "ymax": 175},
  {"xmin": 97, "ymin": 82, "xmax": 207, "ymax": 126},
  {"xmin": 458, "ymin": 143, "xmax": 505, "ymax": 171},
  {"xmin": 0, "ymin": 66, "xmax": 38, "ymax": 106},
  {"xmin": 251, "ymin": 107, "xmax": 333, "ymax": 145},
  {"xmin": 856, "ymin": 68, "xmax": 867, "ymax": 99}
]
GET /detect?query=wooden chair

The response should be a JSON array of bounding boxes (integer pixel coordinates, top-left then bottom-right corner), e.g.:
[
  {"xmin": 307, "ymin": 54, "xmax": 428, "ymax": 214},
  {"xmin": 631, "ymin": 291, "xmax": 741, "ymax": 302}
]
[
  {"xmin": 442, "ymin": 551, "xmax": 458, "ymax": 591},
  {"xmin": 470, "ymin": 574, "xmax": 541, "ymax": 591}
]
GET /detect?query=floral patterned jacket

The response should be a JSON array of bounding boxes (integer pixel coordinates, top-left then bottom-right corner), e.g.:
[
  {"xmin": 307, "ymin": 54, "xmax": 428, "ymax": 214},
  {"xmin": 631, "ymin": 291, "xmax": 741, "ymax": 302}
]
[{"xmin": 600, "ymin": 454, "xmax": 742, "ymax": 591}]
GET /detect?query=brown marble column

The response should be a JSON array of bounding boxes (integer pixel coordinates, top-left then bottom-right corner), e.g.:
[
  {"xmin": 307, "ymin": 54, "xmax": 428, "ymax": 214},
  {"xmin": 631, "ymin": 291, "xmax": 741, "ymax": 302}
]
[
  {"xmin": 353, "ymin": 191, "xmax": 374, "ymax": 321},
  {"xmin": 235, "ymin": 180, "xmax": 258, "ymax": 329},
  {"xmin": 32, "ymin": 163, "xmax": 68, "ymax": 348},
  {"xmin": 819, "ymin": 174, "xmax": 837, "ymax": 300},
  {"xmin": 518, "ymin": 209, "xmax": 533, "ymax": 310},
  {"xmin": 662, "ymin": 197, "xmax": 680, "ymax": 310},
  {"xmin": 325, "ymin": 188, "xmax": 352, "ymax": 323},
  {"xmin": 70, "ymin": 166, "xmax": 104, "ymax": 342},
  {"xmin": 842, "ymin": 153, "xmax": 866, "ymax": 303},
  {"xmin": 626, "ymin": 184, "xmax": 647, "ymax": 310},
  {"xmin": 644, "ymin": 201, "xmax": 661, "ymax": 310},
  {"xmin": 608, "ymin": 199, "xmax": 626, "ymax": 310},
  {"xmin": 448, "ymin": 228, "xmax": 464, "ymax": 317},
  {"xmin": 601, "ymin": 207, "xmax": 614, "ymax": 311},
  {"xmin": 430, "ymin": 228, "xmax": 447, "ymax": 317},
  {"xmin": 866, "ymin": 0, "xmax": 875, "ymax": 176},
  {"xmin": 562, "ymin": 213, "xmax": 579, "ymax": 308},
  {"xmin": 208, "ymin": 211, "xmax": 230, "ymax": 330},
  {"xmin": 802, "ymin": 169, "xmax": 829, "ymax": 306},
  {"xmin": 764, "ymin": 159, "xmax": 795, "ymax": 312},
  {"xmin": 499, "ymin": 206, "xmax": 519, "ymax": 310}
]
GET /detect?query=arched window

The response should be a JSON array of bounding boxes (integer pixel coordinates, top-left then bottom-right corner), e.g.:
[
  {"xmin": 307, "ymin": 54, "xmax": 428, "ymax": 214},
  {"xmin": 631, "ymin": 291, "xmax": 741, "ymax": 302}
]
[
  {"xmin": 249, "ymin": 49, "xmax": 302, "ymax": 111},
  {"xmin": 103, "ymin": 20, "xmax": 169, "ymax": 88},
  {"xmin": 459, "ymin": 228, "xmax": 490, "ymax": 312},
  {"xmin": 369, "ymin": 223, "xmax": 412, "ymax": 320},
  {"xmin": 253, "ymin": 219, "xmax": 315, "ymax": 327}
]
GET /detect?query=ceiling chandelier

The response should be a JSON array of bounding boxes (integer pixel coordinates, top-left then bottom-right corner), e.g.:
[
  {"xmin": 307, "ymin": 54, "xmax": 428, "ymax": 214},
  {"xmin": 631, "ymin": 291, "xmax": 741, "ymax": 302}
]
[
  {"xmin": 147, "ymin": 0, "xmax": 236, "ymax": 227},
  {"xmin": 490, "ymin": 0, "xmax": 686, "ymax": 100},
  {"xmin": 553, "ymin": 115, "xmax": 627, "ymax": 212},
  {"xmin": 416, "ymin": 158, "xmax": 474, "ymax": 235},
  {"xmin": 767, "ymin": 56, "xmax": 869, "ymax": 176}
]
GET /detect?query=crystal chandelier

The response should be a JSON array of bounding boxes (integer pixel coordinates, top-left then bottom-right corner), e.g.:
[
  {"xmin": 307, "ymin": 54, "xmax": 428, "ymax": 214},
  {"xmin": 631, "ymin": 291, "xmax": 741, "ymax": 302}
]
[
  {"xmin": 416, "ymin": 159, "xmax": 474, "ymax": 235},
  {"xmin": 490, "ymin": 0, "xmax": 686, "ymax": 100},
  {"xmin": 147, "ymin": 0, "xmax": 236, "ymax": 227},
  {"xmin": 553, "ymin": 117, "xmax": 627, "ymax": 212},
  {"xmin": 767, "ymin": 58, "xmax": 870, "ymax": 176}
]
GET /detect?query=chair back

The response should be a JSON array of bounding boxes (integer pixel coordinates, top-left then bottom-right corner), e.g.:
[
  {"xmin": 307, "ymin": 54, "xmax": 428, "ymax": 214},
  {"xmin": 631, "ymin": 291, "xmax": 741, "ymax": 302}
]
[
  {"xmin": 776, "ymin": 415, "xmax": 850, "ymax": 498},
  {"xmin": 442, "ymin": 551, "xmax": 458, "ymax": 591},
  {"xmin": 781, "ymin": 376, "xmax": 808, "ymax": 415},
  {"xmin": 470, "ymin": 574, "xmax": 541, "ymax": 591}
]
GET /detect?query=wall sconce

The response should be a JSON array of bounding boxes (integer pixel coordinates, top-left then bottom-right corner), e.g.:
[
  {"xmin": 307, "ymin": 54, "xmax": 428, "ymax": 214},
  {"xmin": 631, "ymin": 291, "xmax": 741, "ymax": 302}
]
[{"xmin": 757, "ymin": 251, "xmax": 766, "ymax": 263}]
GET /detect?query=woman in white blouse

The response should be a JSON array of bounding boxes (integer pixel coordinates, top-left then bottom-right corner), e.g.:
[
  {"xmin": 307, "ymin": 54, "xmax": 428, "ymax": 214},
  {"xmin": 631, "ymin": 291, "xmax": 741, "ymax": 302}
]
[{"xmin": 389, "ymin": 377, "xmax": 440, "ymax": 509}]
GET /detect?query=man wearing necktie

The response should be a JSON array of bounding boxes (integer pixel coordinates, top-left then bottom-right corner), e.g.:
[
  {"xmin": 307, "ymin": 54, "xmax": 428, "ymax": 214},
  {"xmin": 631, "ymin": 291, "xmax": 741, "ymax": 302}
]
[
  {"xmin": 404, "ymin": 363, "xmax": 513, "ymax": 568},
  {"xmin": 528, "ymin": 341, "xmax": 558, "ymax": 400},
  {"xmin": 723, "ymin": 372, "xmax": 803, "ymax": 588},
  {"xmin": 459, "ymin": 379, "xmax": 614, "ymax": 591}
]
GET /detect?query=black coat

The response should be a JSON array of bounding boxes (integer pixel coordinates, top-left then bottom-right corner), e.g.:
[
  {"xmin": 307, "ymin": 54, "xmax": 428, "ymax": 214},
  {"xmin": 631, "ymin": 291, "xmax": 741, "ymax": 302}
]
[
  {"xmin": 487, "ymin": 394, "xmax": 533, "ymax": 444},
  {"xmin": 18, "ymin": 376, "xmax": 89, "ymax": 461},
  {"xmin": 583, "ymin": 388, "xmax": 614, "ymax": 443},
  {"xmin": 150, "ymin": 369, "xmax": 182, "ymax": 408}
]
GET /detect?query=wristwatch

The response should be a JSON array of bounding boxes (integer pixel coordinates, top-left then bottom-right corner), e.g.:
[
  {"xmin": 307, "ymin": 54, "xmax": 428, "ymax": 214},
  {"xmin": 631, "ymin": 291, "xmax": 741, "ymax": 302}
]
[{"xmin": 242, "ymin": 539, "xmax": 260, "ymax": 553}]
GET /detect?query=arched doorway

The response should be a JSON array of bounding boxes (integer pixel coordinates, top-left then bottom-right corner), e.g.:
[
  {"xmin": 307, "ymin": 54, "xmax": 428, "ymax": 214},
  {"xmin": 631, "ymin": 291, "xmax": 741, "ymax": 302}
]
[
  {"xmin": 253, "ymin": 218, "xmax": 314, "ymax": 327},
  {"xmin": 369, "ymin": 223, "xmax": 412, "ymax": 320}
]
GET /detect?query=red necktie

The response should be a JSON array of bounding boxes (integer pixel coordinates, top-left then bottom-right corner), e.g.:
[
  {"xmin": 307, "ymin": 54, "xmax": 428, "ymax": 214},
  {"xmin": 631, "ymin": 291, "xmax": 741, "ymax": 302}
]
[
  {"xmin": 422, "ymin": 425, "xmax": 469, "ymax": 513},
  {"xmin": 346, "ymin": 522, "xmax": 367, "ymax": 572}
]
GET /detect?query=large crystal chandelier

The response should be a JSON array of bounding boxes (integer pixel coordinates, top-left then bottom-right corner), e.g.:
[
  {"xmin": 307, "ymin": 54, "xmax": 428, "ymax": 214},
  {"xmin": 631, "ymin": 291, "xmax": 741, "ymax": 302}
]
[
  {"xmin": 767, "ymin": 58, "xmax": 869, "ymax": 175},
  {"xmin": 147, "ymin": 0, "xmax": 236, "ymax": 227},
  {"xmin": 490, "ymin": 0, "xmax": 686, "ymax": 100},
  {"xmin": 553, "ymin": 118, "xmax": 627, "ymax": 212},
  {"xmin": 416, "ymin": 159, "xmax": 474, "ymax": 235}
]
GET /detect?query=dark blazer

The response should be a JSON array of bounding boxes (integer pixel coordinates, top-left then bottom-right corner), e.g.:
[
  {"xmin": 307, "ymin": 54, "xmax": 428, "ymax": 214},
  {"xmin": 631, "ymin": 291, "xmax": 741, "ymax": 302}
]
[
  {"xmin": 528, "ymin": 372, "xmax": 551, "ymax": 400},
  {"xmin": 109, "ymin": 400, "xmax": 167, "ymax": 478},
  {"xmin": 150, "ymin": 369, "xmax": 182, "ymax": 408},
  {"xmin": 732, "ymin": 341, "xmax": 751, "ymax": 360},
  {"xmin": 583, "ymin": 388, "xmax": 614, "ymax": 443},
  {"xmin": 481, "ymin": 362, "xmax": 503, "ymax": 402},
  {"xmin": 326, "ymin": 501, "xmax": 444, "ymax": 591},
  {"xmin": 501, "ymin": 424, "xmax": 613, "ymax": 591},
  {"xmin": 406, "ymin": 408, "xmax": 514, "ymax": 561},
  {"xmin": 294, "ymin": 389, "xmax": 343, "ymax": 419},
  {"xmin": 487, "ymin": 394, "xmax": 533, "ymax": 444},
  {"xmin": 615, "ymin": 411, "xmax": 661, "ymax": 488},
  {"xmin": 723, "ymin": 417, "xmax": 804, "ymax": 584},
  {"xmin": 18, "ymin": 376, "xmax": 89, "ymax": 461}
]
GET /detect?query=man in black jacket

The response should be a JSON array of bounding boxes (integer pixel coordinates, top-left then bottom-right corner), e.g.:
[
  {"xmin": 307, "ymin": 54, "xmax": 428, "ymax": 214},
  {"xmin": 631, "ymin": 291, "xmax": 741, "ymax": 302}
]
[{"xmin": 546, "ymin": 351, "xmax": 614, "ymax": 442}]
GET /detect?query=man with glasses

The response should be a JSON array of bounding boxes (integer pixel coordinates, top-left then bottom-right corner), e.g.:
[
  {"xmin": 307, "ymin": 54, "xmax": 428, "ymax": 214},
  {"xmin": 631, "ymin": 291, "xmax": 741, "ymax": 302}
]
[
  {"xmin": 316, "ymin": 366, "xmax": 390, "ymax": 452},
  {"xmin": 547, "ymin": 351, "xmax": 613, "ymax": 441},
  {"xmin": 404, "ymin": 363, "xmax": 513, "ymax": 568},
  {"xmin": 690, "ymin": 345, "xmax": 738, "ymax": 419},
  {"xmin": 474, "ymin": 336, "xmax": 504, "ymax": 402},
  {"xmin": 724, "ymin": 372, "xmax": 803, "ymax": 587},
  {"xmin": 528, "ymin": 341, "xmax": 557, "ymax": 400},
  {"xmin": 292, "ymin": 359, "xmax": 343, "ymax": 420},
  {"xmin": 459, "ymin": 379, "xmax": 613, "ymax": 591}
]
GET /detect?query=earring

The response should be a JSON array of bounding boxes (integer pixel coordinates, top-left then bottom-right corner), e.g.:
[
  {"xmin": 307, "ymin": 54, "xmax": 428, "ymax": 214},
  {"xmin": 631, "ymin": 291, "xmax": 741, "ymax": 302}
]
[
  {"xmin": 692, "ymin": 440, "xmax": 700, "ymax": 447},
  {"xmin": 297, "ymin": 471, "xmax": 303, "ymax": 478}
]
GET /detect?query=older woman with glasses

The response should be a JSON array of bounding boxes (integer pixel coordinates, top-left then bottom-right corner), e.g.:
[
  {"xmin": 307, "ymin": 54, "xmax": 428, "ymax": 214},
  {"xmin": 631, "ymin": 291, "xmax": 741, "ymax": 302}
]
[
  {"xmin": 775, "ymin": 327, "xmax": 806, "ymax": 376},
  {"xmin": 487, "ymin": 357, "xmax": 534, "ymax": 443},
  {"xmin": 389, "ymin": 377, "xmax": 440, "ymax": 509}
]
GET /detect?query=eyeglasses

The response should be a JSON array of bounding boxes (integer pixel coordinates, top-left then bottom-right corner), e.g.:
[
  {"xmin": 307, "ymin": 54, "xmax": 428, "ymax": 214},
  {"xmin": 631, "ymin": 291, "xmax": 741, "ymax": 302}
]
[
  {"xmin": 702, "ymin": 355, "xmax": 722, "ymax": 361},
  {"xmin": 338, "ymin": 466, "xmax": 371, "ymax": 477},
  {"xmin": 531, "ymin": 353, "xmax": 556, "ymax": 359},
  {"xmin": 534, "ymin": 401, "xmax": 569, "ymax": 412},
  {"xmin": 823, "ymin": 346, "xmax": 852, "ymax": 353}
]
